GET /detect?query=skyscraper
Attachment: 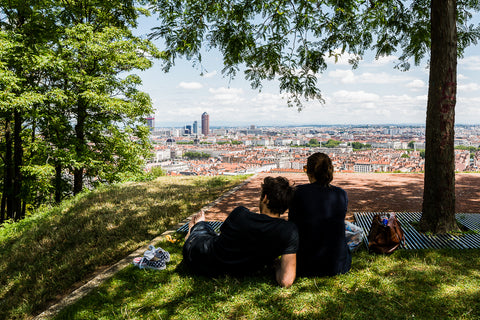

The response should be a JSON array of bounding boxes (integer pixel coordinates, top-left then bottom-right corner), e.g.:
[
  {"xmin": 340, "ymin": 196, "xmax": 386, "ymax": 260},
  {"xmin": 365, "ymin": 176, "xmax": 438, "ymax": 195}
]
[
  {"xmin": 145, "ymin": 116, "xmax": 155, "ymax": 131},
  {"xmin": 201, "ymin": 112, "xmax": 209, "ymax": 136},
  {"xmin": 193, "ymin": 121, "xmax": 198, "ymax": 134}
]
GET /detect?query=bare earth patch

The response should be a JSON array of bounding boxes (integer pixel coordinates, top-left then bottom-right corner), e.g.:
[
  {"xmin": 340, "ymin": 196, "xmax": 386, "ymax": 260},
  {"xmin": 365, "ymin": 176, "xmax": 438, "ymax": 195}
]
[{"xmin": 204, "ymin": 173, "xmax": 480, "ymax": 221}]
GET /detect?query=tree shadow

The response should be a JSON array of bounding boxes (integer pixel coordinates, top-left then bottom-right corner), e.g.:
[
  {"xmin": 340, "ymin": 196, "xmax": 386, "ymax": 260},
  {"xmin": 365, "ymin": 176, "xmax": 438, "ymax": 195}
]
[
  {"xmin": 0, "ymin": 178, "xmax": 241, "ymax": 319},
  {"xmin": 53, "ymin": 242, "xmax": 480, "ymax": 320}
]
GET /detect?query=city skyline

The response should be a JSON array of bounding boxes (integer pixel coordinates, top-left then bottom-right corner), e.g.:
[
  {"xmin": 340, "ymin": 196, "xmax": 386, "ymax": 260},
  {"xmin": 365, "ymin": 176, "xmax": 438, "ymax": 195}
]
[{"xmin": 135, "ymin": 14, "xmax": 480, "ymax": 127}]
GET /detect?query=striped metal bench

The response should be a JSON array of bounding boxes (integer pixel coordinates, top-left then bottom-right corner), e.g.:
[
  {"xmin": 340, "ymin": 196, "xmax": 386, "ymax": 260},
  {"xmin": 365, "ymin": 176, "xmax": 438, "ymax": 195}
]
[
  {"xmin": 177, "ymin": 213, "xmax": 480, "ymax": 250},
  {"xmin": 354, "ymin": 212, "xmax": 480, "ymax": 250},
  {"xmin": 177, "ymin": 220, "xmax": 224, "ymax": 233}
]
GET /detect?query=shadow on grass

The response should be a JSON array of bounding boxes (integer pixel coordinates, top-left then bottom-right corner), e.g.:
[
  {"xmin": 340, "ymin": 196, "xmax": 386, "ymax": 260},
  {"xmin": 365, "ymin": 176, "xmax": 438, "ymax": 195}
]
[
  {"xmin": 0, "ymin": 176, "xmax": 244, "ymax": 320},
  {"xmin": 53, "ymin": 239, "xmax": 480, "ymax": 320}
]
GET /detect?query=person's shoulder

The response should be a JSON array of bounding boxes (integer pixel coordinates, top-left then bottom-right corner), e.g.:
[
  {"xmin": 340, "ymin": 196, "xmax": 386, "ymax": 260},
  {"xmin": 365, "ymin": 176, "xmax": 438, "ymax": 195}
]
[
  {"xmin": 277, "ymin": 218, "xmax": 298, "ymax": 231},
  {"xmin": 330, "ymin": 185, "xmax": 347, "ymax": 194},
  {"xmin": 229, "ymin": 206, "xmax": 251, "ymax": 217},
  {"xmin": 294, "ymin": 183, "xmax": 311, "ymax": 192},
  {"xmin": 329, "ymin": 184, "xmax": 344, "ymax": 190},
  {"xmin": 278, "ymin": 220, "xmax": 299, "ymax": 239}
]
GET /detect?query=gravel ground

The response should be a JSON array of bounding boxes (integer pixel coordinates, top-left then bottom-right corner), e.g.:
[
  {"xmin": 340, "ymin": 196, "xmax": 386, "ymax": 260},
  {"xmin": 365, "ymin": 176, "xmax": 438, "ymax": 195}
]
[{"xmin": 204, "ymin": 172, "xmax": 480, "ymax": 221}]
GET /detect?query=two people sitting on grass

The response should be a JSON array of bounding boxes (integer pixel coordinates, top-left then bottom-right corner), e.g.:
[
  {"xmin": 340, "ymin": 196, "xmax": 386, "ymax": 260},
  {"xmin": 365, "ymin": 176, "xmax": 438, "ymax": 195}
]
[
  {"xmin": 182, "ymin": 176, "xmax": 298, "ymax": 287},
  {"xmin": 182, "ymin": 153, "xmax": 359, "ymax": 286}
]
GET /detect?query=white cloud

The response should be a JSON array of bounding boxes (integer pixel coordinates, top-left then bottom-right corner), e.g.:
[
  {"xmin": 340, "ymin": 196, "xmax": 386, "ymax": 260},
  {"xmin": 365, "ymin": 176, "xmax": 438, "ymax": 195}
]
[
  {"xmin": 208, "ymin": 87, "xmax": 245, "ymax": 105},
  {"xmin": 202, "ymin": 71, "xmax": 217, "ymax": 78},
  {"xmin": 459, "ymin": 56, "xmax": 480, "ymax": 71},
  {"xmin": 357, "ymin": 72, "xmax": 409, "ymax": 84},
  {"xmin": 328, "ymin": 69, "xmax": 356, "ymax": 84},
  {"xmin": 331, "ymin": 90, "xmax": 380, "ymax": 103},
  {"xmin": 458, "ymin": 82, "xmax": 480, "ymax": 92},
  {"xmin": 406, "ymin": 79, "xmax": 426, "ymax": 90},
  {"xmin": 370, "ymin": 55, "xmax": 399, "ymax": 66},
  {"xmin": 178, "ymin": 81, "xmax": 203, "ymax": 89}
]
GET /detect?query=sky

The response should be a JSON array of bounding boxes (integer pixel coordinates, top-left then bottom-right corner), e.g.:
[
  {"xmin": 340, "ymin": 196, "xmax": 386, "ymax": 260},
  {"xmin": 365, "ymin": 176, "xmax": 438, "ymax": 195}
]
[{"xmin": 134, "ymin": 14, "xmax": 480, "ymax": 128}]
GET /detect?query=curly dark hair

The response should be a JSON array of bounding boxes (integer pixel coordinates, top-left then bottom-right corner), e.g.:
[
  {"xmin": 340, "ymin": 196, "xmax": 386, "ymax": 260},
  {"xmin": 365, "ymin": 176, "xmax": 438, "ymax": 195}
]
[
  {"xmin": 306, "ymin": 152, "xmax": 333, "ymax": 186},
  {"xmin": 260, "ymin": 176, "xmax": 294, "ymax": 214}
]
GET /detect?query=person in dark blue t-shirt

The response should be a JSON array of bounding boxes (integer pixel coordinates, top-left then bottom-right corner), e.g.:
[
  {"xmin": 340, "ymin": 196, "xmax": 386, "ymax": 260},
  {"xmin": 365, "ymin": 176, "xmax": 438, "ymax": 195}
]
[
  {"xmin": 183, "ymin": 176, "xmax": 299, "ymax": 287},
  {"xmin": 289, "ymin": 152, "xmax": 352, "ymax": 277}
]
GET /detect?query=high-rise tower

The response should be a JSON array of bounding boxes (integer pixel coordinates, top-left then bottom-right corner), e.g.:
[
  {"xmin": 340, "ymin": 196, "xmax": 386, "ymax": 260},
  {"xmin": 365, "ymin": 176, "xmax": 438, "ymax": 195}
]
[
  {"xmin": 201, "ymin": 112, "xmax": 209, "ymax": 136},
  {"xmin": 193, "ymin": 121, "xmax": 198, "ymax": 134},
  {"xmin": 145, "ymin": 116, "xmax": 155, "ymax": 131}
]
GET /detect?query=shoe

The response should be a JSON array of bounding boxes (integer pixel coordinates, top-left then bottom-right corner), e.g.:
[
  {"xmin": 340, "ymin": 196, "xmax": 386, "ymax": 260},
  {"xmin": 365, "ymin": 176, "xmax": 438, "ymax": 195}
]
[
  {"xmin": 132, "ymin": 256, "xmax": 167, "ymax": 270},
  {"xmin": 144, "ymin": 245, "xmax": 170, "ymax": 263}
]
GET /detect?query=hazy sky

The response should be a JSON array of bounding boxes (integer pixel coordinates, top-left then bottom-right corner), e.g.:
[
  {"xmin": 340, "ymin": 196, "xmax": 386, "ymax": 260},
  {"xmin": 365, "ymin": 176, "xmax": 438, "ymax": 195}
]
[{"xmin": 134, "ymin": 13, "xmax": 480, "ymax": 128}]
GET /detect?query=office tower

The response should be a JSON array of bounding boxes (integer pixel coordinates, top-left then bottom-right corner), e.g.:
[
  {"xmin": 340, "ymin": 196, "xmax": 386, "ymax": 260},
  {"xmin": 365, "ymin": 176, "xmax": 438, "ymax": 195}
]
[
  {"xmin": 145, "ymin": 116, "xmax": 155, "ymax": 131},
  {"xmin": 193, "ymin": 121, "xmax": 198, "ymax": 134},
  {"xmin": 201, "ymin": 112, "xmax": 209, "ymax": 136},
  {"xmin": 185, "ymin": 125, "xmax": 192, "ymax": 135}
]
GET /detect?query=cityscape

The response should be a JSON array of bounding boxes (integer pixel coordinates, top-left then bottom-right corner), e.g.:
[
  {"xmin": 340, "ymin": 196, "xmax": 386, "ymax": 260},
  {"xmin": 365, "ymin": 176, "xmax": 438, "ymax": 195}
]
[{"xmin": 146, "ymin": 112, "xmax": 480, "ymax": 176}]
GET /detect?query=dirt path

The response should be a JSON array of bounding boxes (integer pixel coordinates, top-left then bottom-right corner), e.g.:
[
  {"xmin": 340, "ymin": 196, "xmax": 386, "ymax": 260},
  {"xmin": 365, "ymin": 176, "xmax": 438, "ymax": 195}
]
[{"xmin": 205, "ymin": 173, "xmax": 480, "ymax": 221}]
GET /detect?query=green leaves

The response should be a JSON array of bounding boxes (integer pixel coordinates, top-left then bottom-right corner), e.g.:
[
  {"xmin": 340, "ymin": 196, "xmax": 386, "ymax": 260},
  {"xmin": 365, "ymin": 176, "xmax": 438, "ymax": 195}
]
[{"xmin": 150, "ymin": 0, "xmax": 480, "ymax": 105}]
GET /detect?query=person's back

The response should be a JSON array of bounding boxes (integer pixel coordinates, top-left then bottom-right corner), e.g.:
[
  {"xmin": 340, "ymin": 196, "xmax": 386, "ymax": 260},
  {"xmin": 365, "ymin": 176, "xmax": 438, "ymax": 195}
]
[
  {"xmin": 288, "ymin": 153, "xmax": 351, "ymax": 277},
  {"xmin": 289, "ymin": 183, "xmax": 351, "ymax": 276},
  {"xmin": 188, "ymin": 206, "xmax": 298, "ymax": 276},
  {"xmin": 182, "ymin": 176, "xmax": 299, "ymax": 287}
]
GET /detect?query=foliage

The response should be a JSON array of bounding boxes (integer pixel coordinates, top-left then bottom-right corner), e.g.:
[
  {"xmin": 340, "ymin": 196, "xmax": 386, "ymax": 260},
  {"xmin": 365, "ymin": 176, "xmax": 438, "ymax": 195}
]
[
  {"xmin": 351, "ymin": 142, "xmax": 372, "ymax": 150},
  {"xmin": 455, "ymin": 145, "xmax": 480, "ymax": 152},
  {"xmin": 0, "ymin": 2, "xmax": 159, "ymax": 221},
  {"xmin": 401, "ymin": 153, "xmax": 410, "ymax": 158},
  {"xmin": 217, "ymin": 140, "xmax": 243, "ymax": 145},
  {"xmin": 323, "ymin": 139, "xmax": 343, "ymax": 148},
  {"xmin": 149, "ymin": 0, "xmax": 480, "ymax": 109},
  {"xmin": 184, "ymin": 151, "xmax": 211, "ymax": 159},
  {"xmin": 307, "ymin": 138, "xmax": 319, "ymax": 147},
  {"xmin": 0, "ymin": 175, "xmax": 248, "ymax": 320}
]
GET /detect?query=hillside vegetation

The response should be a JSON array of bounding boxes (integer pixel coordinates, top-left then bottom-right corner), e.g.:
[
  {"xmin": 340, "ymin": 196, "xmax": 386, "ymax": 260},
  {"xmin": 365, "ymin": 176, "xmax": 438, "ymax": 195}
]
[{"xmin": 0, "ymin": 175, "xmax": 248, "ymax": 320}]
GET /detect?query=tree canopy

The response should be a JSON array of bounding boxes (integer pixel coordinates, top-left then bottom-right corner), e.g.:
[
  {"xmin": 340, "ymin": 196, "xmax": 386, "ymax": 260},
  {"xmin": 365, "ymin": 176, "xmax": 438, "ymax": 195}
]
[
  {"xmin": 0, "ymin": 1, "xmax": 159, "ymax": 222},
  {"xmin": 149, "ymin": 0, "xmax": 480, "ymax": 233}
]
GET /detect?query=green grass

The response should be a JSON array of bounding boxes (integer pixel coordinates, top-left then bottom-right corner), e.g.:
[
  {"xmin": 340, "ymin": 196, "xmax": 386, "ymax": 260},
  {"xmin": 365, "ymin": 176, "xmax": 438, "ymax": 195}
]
[
  {"xmin": 0, "ymin": 175, "xmax": 249, "ymax": 320},
  {"xmin": 54, "ymin": 240, "xmax": 480, "ymax": 320}
]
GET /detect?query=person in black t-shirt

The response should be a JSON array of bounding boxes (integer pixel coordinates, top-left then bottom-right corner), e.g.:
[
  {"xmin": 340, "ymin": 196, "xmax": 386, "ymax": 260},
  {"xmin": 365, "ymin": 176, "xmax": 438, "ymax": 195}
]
[
  {"xmin": 289, "ymin": 152, "xmax": 352, "ymax": 277},
  {"xmin": 183, "ymin": 176, "xmax": 299, "ymax": 287}
]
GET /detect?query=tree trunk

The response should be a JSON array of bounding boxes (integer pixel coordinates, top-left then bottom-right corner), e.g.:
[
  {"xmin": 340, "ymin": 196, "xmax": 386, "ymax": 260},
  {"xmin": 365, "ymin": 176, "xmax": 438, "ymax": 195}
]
[
  {"xmin": 13, "ymin": 110, "xmax": 24, "ymax": 220},
  {"xmin": 55, "ymin": 163, "xmax": 62, "ymax": 203},
  {"xmin": 420, "ymin": 0, "xmax": 459, "ymax": 233},
  {"xmin": 73, "ymin": 100, "xmax": 86, "ymax": 195},
  {"xmin": 2, "ymin": 115, "xmax": 14, "ymax": 220}
]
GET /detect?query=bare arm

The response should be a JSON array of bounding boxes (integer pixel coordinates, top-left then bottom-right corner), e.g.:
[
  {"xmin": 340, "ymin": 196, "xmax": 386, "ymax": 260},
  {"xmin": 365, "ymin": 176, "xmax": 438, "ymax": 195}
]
[{"xmin": 275, "ymin": 253, "xmax": 296, "ymax": 288}]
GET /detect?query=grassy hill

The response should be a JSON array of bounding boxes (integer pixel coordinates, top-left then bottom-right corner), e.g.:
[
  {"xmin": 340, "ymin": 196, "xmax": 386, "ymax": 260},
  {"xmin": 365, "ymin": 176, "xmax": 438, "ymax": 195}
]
[{"xmin": 0, "ymin": 175, "xmax": 248, "ymax": 320}]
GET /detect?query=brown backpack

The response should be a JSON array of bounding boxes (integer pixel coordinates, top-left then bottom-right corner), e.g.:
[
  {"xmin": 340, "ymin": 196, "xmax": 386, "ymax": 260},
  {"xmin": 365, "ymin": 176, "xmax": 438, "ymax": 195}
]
[{"xmin": 367, "ymin": 213, "xmax": 405, "ymax": 254}]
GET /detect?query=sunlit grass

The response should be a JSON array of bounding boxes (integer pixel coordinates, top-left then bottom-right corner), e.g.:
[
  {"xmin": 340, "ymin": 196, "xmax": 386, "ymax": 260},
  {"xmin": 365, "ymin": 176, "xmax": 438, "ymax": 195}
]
[{"xmin": 0, "ymin": 175, "xmax": 248, "ymax": 320}]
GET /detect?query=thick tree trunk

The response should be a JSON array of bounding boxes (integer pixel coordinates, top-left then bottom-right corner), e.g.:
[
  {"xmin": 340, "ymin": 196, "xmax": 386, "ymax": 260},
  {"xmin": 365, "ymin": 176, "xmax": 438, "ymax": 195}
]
[{"xmin": 420, "ymin": 0, "xmax": 459, "ymax": 233}]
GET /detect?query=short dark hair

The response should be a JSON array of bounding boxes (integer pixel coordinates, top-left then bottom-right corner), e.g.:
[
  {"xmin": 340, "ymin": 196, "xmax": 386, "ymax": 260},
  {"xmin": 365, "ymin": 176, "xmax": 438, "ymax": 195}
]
[
  {"xmin": 306, "ymin": 152, "xmax": 333, "ymax": 186},
  {"xmin": 260, "ymin": 176, "xmax": 294, "ymax": 214}
]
